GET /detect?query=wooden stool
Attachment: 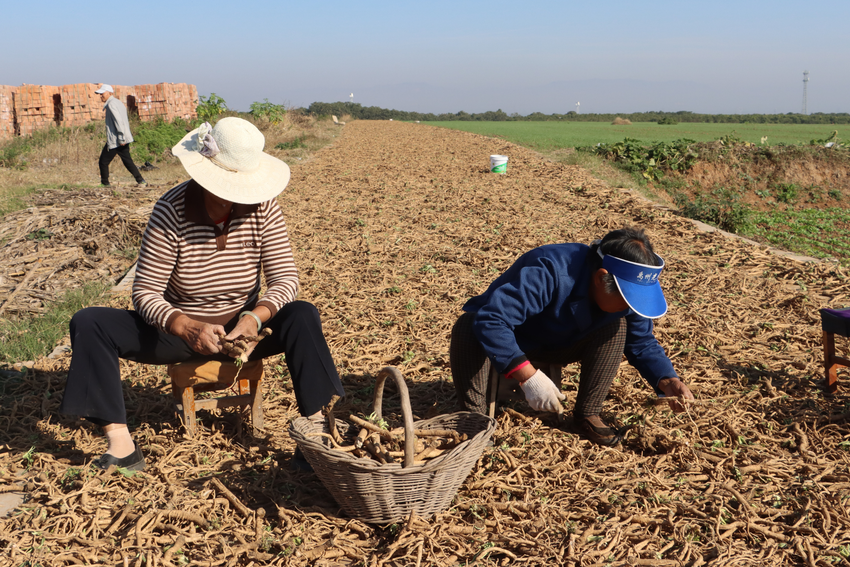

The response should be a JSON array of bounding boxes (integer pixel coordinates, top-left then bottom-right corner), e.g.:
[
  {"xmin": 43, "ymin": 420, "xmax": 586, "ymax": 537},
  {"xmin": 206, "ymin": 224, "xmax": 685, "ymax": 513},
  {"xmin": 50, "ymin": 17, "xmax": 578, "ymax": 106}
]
[
  {"xmin": 167, "ymin": 359, "xmax": 264, "ymax": 437},
  {"xmin": 487, "ymin": 363, "xmax": 563, "ymax": 418},
  {"xmin": 821, "ymin": 308, "xmax": 850, "ymax": 393}
]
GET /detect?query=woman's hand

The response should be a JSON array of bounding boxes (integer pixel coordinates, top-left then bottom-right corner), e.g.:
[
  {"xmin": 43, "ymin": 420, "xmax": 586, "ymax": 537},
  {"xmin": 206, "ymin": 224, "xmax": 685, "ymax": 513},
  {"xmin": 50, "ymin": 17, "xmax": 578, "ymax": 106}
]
[
  {"xmin": 171, "ymin": 315, "xmax": 225, "ymax": 355},
  {"xmin": 220, "ymin": 308, "xmax": 271, "ymax": 361},
  {"xmin": 221, "ymin": 315, "xmax": 262, "ymax": 361}
]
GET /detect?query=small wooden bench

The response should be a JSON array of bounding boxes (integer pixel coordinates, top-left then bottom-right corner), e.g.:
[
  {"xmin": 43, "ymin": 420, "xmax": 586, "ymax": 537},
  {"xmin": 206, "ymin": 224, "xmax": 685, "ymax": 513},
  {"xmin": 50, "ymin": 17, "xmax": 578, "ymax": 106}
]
[
  {"xmin": 167, "ymin": 359, "xmax": 264, "ymax": 437},
  {"xmin": 821, "ymin": 308, "xmax": 850, "ymax": 393}
]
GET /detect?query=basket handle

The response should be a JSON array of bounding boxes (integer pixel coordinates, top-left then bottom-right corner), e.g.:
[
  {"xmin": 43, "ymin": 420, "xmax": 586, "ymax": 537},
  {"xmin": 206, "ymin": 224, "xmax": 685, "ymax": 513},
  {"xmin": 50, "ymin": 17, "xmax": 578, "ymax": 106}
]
[{"xmin": 373, "ymin": 366, "xmax": 416, "ymax": 468}]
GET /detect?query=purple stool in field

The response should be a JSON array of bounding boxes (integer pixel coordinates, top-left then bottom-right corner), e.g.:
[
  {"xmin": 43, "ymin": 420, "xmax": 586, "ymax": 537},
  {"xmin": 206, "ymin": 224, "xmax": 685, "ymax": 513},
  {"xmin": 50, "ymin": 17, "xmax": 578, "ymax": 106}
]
[{"xmin": 820, "ymin": 308, "xmax": 850, "ymax": 392}]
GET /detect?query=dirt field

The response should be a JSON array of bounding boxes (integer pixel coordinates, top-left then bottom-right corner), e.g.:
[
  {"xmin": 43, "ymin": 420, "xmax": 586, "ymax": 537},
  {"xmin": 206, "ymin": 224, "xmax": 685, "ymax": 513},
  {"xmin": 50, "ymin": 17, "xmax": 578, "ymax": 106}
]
[{"xmin": 2, "ymin": 120, "xmax": 850, "ymax": 566}]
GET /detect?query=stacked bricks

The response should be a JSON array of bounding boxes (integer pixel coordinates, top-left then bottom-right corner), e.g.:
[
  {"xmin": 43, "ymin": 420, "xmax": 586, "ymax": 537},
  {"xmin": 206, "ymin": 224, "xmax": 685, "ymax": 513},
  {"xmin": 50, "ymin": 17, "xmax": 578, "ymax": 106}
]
[
  {"xmin": 135, "ymin": 83, "xmax": 198, "ymax": 122},
  {"xmin": 112, "ymin": 85, "xmax": 137, "ymax": 112},
  {"xmin": 135, "ymin": 83, "xmax": 168, "ymax": 121},
  {"xmin": 60, "ymin": 83, "xmax": 102, "ymax": 127},
  {"xmin": 15, "ymin": 84, "xmax": 60, "ymax": 136},
  {"xmin": 164, "ymin": 83, "xmax": 199, "ymax": 121},
  {"xmin": 0, "ymin": 86, "xmax": 15, "ymax": 140},
  {"xmin": 3, "ymin": 82, "xmax": 198, "ymax": 138}
]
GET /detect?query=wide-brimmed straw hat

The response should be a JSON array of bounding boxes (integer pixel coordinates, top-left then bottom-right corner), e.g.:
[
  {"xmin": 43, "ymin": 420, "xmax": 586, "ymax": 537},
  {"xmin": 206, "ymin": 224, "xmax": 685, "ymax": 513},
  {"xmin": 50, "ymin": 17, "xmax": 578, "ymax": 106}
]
[{"xmin": 172, "ymin": 117, "xmax": 291, "ymax": 204}]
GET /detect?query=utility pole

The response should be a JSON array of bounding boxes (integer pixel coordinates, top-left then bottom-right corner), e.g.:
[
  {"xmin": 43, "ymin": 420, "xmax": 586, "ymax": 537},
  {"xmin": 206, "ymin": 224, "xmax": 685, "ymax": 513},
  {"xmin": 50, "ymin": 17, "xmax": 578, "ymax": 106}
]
[{"xmin": 802, "ymin": 71, "xmax": 809, "ymax": 115}]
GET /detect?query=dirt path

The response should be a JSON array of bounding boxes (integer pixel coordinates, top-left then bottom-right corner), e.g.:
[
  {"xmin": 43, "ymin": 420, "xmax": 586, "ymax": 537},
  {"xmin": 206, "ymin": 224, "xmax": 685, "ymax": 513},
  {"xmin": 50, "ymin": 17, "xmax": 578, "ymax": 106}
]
[{"xmin": 2, "ymin": 120, "xmax": 850, "ymax": 566}]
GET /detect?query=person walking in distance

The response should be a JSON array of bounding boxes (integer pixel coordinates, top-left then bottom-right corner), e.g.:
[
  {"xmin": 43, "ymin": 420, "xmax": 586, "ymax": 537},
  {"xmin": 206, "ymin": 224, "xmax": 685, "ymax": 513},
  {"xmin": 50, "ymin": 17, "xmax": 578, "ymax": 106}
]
[{"xmin": 95, "ymin": 84, "xmax": 147, "ymax": 188}]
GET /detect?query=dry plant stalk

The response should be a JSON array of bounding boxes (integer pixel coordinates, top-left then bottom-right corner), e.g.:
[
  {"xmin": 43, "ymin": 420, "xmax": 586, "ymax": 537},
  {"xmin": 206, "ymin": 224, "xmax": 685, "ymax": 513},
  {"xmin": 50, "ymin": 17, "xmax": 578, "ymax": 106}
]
[
  {"xmin": 6, "ymin": 121, "xmax": 850, "ymax": 566},
  {"xmin": 218, "ymin": 328, "xmax": 273, "ymax": 363},
  {"xmin": 313, "ymin": 405, "xmax": 466, "ymax": 465}
]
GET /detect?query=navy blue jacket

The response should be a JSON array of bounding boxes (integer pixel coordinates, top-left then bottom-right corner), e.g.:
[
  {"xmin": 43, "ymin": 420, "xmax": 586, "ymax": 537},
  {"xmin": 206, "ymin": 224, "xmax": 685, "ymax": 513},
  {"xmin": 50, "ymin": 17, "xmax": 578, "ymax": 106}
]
[{"xmin": 463, "ymin": 243, "xmax": 677, "ymax": 394}]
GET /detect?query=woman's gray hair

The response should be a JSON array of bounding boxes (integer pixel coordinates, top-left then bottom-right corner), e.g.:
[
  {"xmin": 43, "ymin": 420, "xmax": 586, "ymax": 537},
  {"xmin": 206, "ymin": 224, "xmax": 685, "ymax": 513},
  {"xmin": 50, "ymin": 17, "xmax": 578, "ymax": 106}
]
[{"xmin": 596, "ymin": 227, "xmax": 661, "ymax": 295}]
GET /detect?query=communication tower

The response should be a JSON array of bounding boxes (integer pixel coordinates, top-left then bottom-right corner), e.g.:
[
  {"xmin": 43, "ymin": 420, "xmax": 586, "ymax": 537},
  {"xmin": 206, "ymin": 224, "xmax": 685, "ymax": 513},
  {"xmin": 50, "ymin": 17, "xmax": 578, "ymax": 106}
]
[
  {"xmin": 802, "ymin": 71, "xmax": 809, "ymax": 115},
  {"xmin": 576, "ymin": 102, "xmax": 580, "ymax": 114},
  {"xmin": 350, "ymin": 93, "xmax": 354, "ymax": 104}
]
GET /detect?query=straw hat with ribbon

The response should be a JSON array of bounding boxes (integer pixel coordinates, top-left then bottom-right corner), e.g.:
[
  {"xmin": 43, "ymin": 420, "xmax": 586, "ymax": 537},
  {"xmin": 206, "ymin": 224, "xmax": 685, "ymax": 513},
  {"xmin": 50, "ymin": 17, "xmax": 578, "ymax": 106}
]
[{"xmin": 172, "ymin": 117, "xmax": 291, "ymax": 205}]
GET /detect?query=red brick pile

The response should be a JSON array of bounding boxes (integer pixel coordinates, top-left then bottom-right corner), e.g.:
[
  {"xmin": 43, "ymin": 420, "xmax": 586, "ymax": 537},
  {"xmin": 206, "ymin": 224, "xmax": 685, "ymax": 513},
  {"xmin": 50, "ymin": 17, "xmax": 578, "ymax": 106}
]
[
  {"xmin": 0, "ymin": 82, "xmax": 198, "ymax": 138},
  {"xmin": 15, "ymin": 84, "xmax": 60, "ymax": 136},
  {"xmin": 0, "ymin": 85, "xmax": 15, "ymax": 140},
  {"xmin": 60, "ymin": 83, "xmax": 103, "ymax": 127},
  {"xmin": 134, "ymin": 83, "xmax": 198, "ymax": 122}
]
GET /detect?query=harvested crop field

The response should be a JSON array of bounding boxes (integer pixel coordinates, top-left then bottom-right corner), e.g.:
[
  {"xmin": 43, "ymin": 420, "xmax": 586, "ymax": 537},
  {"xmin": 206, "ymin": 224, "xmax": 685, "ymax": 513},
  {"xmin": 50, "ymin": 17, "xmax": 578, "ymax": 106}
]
[{"xmin": 2, "ymin": 120, "xmax": 850, "ymax": 566}]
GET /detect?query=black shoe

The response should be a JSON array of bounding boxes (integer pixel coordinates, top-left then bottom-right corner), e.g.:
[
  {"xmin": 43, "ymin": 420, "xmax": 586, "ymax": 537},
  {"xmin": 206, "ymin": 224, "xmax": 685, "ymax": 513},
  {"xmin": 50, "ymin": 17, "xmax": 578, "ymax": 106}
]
[
  {"xmin": 140, "ymin": 161, "xmax": 158, "ymax": 171},
  {"xmin": 574, "ymin": 415, "xmax": 631, "ymax": 447},
  {"xmin": 93, "ymin": 442, "xmax": 146, "ymax": 471},
  {"xmin": 291, "ymin": 447, "xmax": 313, "ymax": 472}
]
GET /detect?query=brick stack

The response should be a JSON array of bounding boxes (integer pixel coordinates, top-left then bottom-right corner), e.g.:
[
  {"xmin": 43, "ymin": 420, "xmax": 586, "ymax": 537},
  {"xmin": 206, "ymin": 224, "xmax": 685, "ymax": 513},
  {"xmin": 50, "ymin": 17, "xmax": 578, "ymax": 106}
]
[
  {"xmin": 134, "ymin": 83, "xmax": 168, "ymax": 121},
  {"xmin": 134, "ymin": 83, "xmax": 198, "ymax": 122},
  {"xmin": 0, "ymin": 85, "xmax": 15, "ymax": 140},
  {"xmin": 112, "ymin": 84, "xmax": 137, "ymax": 111},
  {"xmin": 14, "ymin": 84, "xmax": 60, "ymax": 136},
  {"xmin": 2, "ymin": 82, "xmax": 198, "ymax": 138},
  {"xmin": 59, "ymin": 83, "xmax": 102, "ymax": 127},
  {"xmin": 162, "ymin": 82, "xmax": 198, "ymax": 121}
]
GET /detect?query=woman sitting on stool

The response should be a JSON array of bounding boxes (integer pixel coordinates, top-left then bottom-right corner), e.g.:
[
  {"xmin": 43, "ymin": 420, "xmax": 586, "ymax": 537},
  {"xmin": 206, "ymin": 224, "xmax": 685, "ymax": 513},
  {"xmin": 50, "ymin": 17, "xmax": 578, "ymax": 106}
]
[{"xmin": 60, "ymin": 117, "xmax": 345, "ymax": 471}]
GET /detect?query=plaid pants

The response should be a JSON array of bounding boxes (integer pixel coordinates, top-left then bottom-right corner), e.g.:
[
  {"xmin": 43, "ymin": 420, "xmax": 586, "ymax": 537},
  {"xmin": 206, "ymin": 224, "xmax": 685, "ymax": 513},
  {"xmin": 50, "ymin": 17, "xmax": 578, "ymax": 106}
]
[{"xmin": 449, "ymin": 312, "xmax": 626, "ymax": 416}]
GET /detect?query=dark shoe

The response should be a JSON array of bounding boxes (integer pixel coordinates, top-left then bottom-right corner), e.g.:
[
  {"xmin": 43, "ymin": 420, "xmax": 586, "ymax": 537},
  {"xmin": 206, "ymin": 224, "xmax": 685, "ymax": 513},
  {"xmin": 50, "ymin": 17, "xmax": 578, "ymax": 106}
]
[
  {"xmin": 135, "ymin": 181, "xmax": 148, "ymax": 188},
  {"xmin": 140, "ymin": 161, "xmax": 158, "ymax": 171},
  {"xmin": 100, "ymin": 183, "xmax": 111, "ymax": 188},
  {"xmin": 291, "ymin": 447, "xmax": 313, "ymax": 472},
  {"xmin": 575, "ymin": 415, "xmax": 630, "ymax": 447},
  {"xmin": 93, "ymin": 442, "xmax": 146, "ymax": 471}
]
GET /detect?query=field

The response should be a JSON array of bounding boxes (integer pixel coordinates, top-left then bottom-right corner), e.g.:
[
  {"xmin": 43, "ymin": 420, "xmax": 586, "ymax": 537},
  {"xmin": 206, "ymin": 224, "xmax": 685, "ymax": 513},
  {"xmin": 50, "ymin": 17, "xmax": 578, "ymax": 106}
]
[
  {"xmin": 424, "ymin": 121, "xmax": 850, "ymax": 151},
  {"xmin": 426, "ymin": 121, "xmax": 850, "ymax": 263},
  {"xmin": 2, "ymin": 120, "xmax": 850, "ymax": 566}
]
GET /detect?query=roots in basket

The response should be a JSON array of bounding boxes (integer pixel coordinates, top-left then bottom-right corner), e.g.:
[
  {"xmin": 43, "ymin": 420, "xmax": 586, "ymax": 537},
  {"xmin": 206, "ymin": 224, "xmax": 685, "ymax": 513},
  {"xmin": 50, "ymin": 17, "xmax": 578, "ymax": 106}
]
[{"xmin": 316, "ymin": 398, "xmax": 468, "ymax": 465}]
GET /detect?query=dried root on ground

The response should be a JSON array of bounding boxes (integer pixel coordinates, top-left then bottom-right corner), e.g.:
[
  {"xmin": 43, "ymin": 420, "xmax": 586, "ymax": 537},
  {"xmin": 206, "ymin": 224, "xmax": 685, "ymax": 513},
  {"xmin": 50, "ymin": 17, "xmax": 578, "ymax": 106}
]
[{"xmin": 2, "ymin": 121, "xmax": 850, "ymax": 566}]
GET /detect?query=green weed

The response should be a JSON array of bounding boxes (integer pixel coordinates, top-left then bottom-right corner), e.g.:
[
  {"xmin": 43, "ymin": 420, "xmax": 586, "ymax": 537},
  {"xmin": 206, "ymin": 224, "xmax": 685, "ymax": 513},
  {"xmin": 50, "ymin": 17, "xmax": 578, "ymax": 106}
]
[
  {"xmin": 742, "ymin": 208, "xmax": 850, "ymax": 260},
  {"xmin": 0, "ymin": 281, "xmax": 111, "ymax": 364},
  {"xmin": 250, "ymin": 99, "xmax": 286, "ymax": 123},
  {"xmin": 276, "ymin": 137, "xmax": 307, "ymax": 150},
  {"xmin": 585, "ymin": 137, "xmax": 699, "ymax": 182},
  {"xmin": 131, "ymin": 117, "xmax": 191, "ymax": 164},
  {"xmin": 196, "ymin": 93, "xmax": 228, "ymax": 124},
  {"xmin": 773, "ymin": 183, "xmax": 799, "ymax": 204},
  {"xmin": 674, "ymin": 188, "xmax": 752, "ymax": 233}
]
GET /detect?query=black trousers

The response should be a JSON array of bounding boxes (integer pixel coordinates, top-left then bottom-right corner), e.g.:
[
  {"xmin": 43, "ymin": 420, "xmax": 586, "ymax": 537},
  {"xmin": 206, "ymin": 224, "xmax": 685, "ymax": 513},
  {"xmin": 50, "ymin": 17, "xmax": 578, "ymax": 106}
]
[
  {"xmin": 60, "ymin": 301, "xmax": 345, "ymax": 425},
  {"xmin": 449, "ymin": 312, "xmax": 627, "ymax": 416},
  {"xmin": 98, "ymin": 144, "xmax": 144, "ymax": 185}
]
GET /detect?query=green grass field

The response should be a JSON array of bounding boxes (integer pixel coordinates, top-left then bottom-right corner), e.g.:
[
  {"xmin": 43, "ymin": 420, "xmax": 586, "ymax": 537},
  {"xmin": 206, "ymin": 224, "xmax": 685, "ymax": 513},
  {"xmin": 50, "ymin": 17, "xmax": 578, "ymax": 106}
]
[{"xmin": 423, "ymin": 121, "xmax": 850, "ymax": 150}]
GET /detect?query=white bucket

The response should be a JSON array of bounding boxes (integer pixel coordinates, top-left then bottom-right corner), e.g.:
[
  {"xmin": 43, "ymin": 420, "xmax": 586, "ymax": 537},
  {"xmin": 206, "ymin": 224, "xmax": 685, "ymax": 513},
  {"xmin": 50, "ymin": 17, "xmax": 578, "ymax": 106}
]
[{"xmin": 490, "ymin": 154, "xmax": 508, "ymax": 174}]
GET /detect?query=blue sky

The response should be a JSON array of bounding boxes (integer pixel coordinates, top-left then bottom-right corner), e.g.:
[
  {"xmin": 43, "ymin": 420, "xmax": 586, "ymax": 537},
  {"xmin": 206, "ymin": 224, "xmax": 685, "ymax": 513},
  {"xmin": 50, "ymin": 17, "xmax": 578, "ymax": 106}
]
[{"xmin": 2, "ymin": 1, "xmax": 847, "ymax": 115}]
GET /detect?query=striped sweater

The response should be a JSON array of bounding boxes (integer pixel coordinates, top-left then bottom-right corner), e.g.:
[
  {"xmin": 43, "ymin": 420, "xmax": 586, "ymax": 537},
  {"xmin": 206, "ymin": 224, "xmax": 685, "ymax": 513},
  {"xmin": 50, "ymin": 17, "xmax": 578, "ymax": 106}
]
[{"xmin": 132, "ymin": 180, "xmax": 299, "ymax": 332}]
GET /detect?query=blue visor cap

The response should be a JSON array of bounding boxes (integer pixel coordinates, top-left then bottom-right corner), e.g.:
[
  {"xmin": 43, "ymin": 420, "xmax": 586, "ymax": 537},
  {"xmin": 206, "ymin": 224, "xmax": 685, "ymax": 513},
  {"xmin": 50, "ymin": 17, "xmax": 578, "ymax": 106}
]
[{"xmin": 602, "ymin": 253, "xmax": 668, "ymax": 319}]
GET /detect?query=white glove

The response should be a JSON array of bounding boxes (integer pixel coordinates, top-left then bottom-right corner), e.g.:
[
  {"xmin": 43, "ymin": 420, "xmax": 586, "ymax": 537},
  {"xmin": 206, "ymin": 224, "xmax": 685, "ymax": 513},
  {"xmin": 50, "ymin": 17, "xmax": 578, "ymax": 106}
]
[{"xmin": 519, "ymin": 370, "xmax": 566, "ymax": 413}]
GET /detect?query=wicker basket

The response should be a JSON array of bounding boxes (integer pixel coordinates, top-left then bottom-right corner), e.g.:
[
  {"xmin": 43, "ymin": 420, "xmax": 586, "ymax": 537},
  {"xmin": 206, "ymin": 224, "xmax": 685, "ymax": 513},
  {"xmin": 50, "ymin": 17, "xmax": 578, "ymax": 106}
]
[{"xmin": 290, "ymin": 366, "xmax": 496, "ymax": 524}]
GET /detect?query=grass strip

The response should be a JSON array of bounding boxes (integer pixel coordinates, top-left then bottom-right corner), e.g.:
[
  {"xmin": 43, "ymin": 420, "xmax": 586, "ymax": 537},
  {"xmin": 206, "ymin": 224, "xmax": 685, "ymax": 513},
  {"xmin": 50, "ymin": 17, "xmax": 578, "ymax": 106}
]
[
  {"xmin": 0, "ymin": 281, "xmax": 112, "ymax": 364},
  {"xmin": 742, "ymin": 208, "xmax": 850, "ymax": 261}
]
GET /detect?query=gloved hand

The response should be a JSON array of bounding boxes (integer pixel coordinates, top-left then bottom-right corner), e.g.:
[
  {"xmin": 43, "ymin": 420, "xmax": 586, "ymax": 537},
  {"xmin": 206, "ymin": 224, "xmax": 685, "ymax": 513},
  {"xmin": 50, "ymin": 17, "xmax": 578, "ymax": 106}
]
[{"xmin": 519, "ymin": 370, "xmax": 566, "ymax": 413}]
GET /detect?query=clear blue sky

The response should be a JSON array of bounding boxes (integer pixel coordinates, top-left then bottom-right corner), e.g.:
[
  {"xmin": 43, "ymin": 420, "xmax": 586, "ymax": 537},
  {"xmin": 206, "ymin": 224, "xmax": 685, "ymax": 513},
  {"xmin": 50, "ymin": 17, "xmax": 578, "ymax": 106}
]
[{"xmin": 2, "ymin": 1, "xmax": 847, "ymax": 115}]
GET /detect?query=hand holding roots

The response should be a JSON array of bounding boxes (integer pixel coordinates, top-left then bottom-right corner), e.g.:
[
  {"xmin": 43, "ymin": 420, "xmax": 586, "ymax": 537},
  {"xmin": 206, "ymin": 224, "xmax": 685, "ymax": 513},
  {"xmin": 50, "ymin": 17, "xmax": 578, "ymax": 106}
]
[{"xmin": 217, "ymin": 328, "xmax": 272, "ymax": 363}]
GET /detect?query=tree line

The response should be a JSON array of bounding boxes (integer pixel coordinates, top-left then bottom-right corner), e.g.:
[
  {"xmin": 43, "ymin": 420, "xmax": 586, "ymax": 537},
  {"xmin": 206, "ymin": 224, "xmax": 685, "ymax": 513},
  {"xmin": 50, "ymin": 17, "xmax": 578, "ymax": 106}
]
[{"xmin": 304, "ymin": 102, "xmax": 850, "ymax": 125}]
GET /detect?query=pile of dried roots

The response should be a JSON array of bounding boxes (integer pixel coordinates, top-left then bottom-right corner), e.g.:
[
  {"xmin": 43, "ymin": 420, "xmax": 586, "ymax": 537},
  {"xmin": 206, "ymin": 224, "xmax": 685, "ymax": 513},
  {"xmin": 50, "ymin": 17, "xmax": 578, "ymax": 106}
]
[{"xmin": 2, "ymin": 121, "xmax": 850, "ymax": 566}]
